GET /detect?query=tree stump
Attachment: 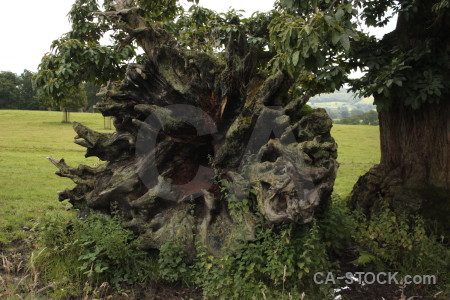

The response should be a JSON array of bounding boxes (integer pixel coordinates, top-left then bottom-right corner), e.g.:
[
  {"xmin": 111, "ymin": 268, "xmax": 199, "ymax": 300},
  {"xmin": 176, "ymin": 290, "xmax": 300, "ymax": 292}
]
[{"xmin": 48, "ymin": 4, "xmax": 338, "ymax": 256}]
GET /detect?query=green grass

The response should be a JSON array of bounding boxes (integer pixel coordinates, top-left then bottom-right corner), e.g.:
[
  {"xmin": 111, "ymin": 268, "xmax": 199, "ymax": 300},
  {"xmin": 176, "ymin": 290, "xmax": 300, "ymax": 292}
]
[
  {"xmin": 0, "ymin": 110, "xmax": 113, "ymax": 248},
  {"xmin": 331, "ymin": 124, "xmax": 380, "ymax": 197},
  {"xmin": 0, "ymin": 110, "xmax": 380, "ymax": 249}
]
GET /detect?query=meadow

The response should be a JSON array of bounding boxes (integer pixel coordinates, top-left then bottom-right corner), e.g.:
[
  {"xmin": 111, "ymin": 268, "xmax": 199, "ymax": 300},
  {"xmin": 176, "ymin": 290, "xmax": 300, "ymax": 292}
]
[
  {"xmin": 0, "ymin": 110, "xmax": 113, "ymax": 248},
  {"xmin": 0, "ymin": 110, "xmax": 380, "ymax": 249}
]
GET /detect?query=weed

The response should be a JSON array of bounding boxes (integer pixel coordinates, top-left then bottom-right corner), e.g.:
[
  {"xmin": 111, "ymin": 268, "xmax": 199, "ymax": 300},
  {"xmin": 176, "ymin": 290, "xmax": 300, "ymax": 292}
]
[
  {"xmin": 353, "ymin": 203, "xmax": 450, "ymax": 297},
  {"xmin": 33, "ymin": 212, "xmax": 158, "ymax": 298},
  {"xmin": 158, "ymin": 239, "xmax": 190, "ymax": 283},
  {"xmin": 188, "ymin": 221, "xmax": 335, "ymax": 299}
]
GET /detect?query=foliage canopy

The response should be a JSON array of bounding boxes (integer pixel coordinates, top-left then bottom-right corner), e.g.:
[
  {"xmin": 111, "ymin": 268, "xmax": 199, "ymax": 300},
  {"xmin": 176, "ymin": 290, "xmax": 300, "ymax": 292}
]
[
  {"xmin": 0, "ymin": 70, "xmax": 43, "ymax": 110},
  {"xmin": 34, "ymin": 0, "xmax": 449, "ymax": 110}
]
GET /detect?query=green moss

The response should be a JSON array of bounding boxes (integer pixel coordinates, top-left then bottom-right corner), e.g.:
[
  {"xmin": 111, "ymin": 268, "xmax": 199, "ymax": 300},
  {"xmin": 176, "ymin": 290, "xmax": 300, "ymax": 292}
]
[
  {"xmin": 290, "ymin": 104, "xmax": 315, "ymax": 124},
  {"xmin": 138, "ymin": 204, "xmax": 195, "ymax": 253},
  {"xmin": 205, "ymin": 211, "xmax": 256, "ymax": 257}
]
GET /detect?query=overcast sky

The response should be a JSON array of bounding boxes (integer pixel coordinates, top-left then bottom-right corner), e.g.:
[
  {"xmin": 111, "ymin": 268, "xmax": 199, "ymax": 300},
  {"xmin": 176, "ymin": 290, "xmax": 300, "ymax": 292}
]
[{"xmin": 0, "ymin": 0, "xmax": 395, "ymax": 75}]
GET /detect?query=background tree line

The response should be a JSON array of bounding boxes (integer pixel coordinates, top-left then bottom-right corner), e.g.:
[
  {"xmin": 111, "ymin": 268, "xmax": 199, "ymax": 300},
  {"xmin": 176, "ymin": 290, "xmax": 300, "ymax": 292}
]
[
  {"xmin": 335, "ymin": 110, "xmax": 379, "ymax": 125},
  {"xmin": 0, "ymin": 70, "xmax": 101, "ymax": 111}
]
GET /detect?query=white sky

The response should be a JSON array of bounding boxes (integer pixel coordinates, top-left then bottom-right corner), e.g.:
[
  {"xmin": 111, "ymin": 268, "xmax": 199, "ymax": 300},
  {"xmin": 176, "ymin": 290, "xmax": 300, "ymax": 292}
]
[{"xmin": 0, "ymin": 0, "xmax": 395, "ymax": 74}]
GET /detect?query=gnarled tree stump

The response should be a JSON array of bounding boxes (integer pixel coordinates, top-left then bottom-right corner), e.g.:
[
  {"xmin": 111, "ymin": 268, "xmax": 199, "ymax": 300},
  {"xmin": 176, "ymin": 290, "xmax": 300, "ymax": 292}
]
[{"xmin": 49, "ymin": 3, "xmax": 338, "ymax": 256}]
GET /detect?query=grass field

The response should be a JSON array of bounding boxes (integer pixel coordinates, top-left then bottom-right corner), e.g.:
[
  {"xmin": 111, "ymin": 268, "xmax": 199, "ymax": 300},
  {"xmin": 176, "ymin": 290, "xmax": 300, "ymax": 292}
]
[
  {"xmin": 0, "ymin": 110, "xmax": 380, "ymax": 249},
  {"xmin": 332, "ymin": 124, "xmax": 380, "ymax": 197},
  {"xmin": 0, "ymin": 110, "xmax": 113, "ymax": 248}
]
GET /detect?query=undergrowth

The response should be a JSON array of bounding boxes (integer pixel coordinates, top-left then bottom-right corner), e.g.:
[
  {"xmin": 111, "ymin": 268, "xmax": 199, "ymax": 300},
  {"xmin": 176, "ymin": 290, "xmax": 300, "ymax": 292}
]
[
  {"xmin": 33, "ymin": 212, "xmax": 158, "ymax": 298},
  {"xmin": 30, "ymin": 197, "xmax": 449, "ymax": 299},
  {"xmin": 156, "ymin": 195, "xmax": 357, "ymax": 299},
  {"xmin": 190, "ymin": 222, "xmax": 334, "ymax": 299},
  {"xmin": 353, "ymin": 202, "xmax": 450, "ymax": 297}
]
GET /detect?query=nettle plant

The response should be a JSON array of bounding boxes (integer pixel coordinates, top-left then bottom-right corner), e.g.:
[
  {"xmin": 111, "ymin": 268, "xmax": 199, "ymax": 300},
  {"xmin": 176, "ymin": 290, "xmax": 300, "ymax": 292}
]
[
  {"xmin": 35, "ymin": 212, "xmax": 156, "ymax": 292},
  {"xmin": 188, "ymin": 222, "xmax": 335, "ymax": 299},
  {"xmin": 353, "ymin": 203, "xmax": 450, "ymax": 278}
]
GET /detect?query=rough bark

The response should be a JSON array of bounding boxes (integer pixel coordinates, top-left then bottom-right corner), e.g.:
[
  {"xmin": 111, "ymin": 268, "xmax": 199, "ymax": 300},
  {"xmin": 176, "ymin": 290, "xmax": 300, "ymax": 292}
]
[
  {"xmin": 49, "ymin": 3, "xmax": 338, "ymax": 256},
  {"xmin": 349, "ymin": 99, "xmax": 450, "ymax": 232}
]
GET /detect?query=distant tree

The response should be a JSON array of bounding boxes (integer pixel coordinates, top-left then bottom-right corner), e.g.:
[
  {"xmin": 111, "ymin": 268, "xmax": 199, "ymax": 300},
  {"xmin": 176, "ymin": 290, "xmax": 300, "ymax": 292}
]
[
  {"xmin": 361, "ymin": 110, "xmax": 379, "ymax": 125},
  {"xmin": 84, "ymin": 82, "xmax": 102, "ymax": 111},
  {"xmin": 37, "ymin": 84, "xmax": 87, "ymax": 122},
  {"xmin": 349, "ymin": 109, "xmax": 364, "ymax": 116},
  {"xmin": 326, "ymin": 109, "xmax": 340, "ymax": 120},
  {"xmin": 17, "ymin": 70, "xmax": 42, "ymax": 110},
  {"xmin": 0, "ymin": 71, "xmax": 19, "ymax": 109},
  {"xmin": 62, "ymin": 85, "xmax": 88, "ymax": 122},
  {"xmin": 337, "ymin": 110, "xmax": 379, "ymax": 125},
  {"xmin": 340, "ymin": 109, "xmax": 350, "ymax": 118},
  {"xmin": 61, "ymin": 85, "xmax": 88, "ymax": 110},
  {"xmin": 337, "ymin": 114, "xmax": 359, "ymax": 125}
]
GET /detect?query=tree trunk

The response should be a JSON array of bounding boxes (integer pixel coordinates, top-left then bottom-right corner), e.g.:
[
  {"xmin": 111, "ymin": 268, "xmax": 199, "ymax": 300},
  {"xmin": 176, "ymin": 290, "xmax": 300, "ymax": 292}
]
[
  {"xmin": 349, "ymin": 99, "xmax": 450, "ymax": 233},
  {"xmin": 47, "ymin": 2, "xmax": 338, "ymax": 257},
  {"xmin": 380, "ymin": 100, "xmax": 449, "ymax": 189},
  {"xmin": 61, "ymin": 108, "xmax": 70, "ymax": 123},
  {"xmin": 349, "ymin": 1, "xmax": 450, "ymax": 235}
]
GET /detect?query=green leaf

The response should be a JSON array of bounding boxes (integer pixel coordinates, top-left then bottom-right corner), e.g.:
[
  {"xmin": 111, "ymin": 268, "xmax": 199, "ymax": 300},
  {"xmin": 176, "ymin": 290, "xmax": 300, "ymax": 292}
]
[
  {"xmin": 292, "ymin": 50, "xmax": 300, "ymax": 66},
  {"xmin": 356, "ymin": 250, "xmax": 376, "ymax": 265},
  {"xmin": 335, "ymin": 9, "xmax": 345, "ymax": 22},
  {"xmin": 324, "ymin": 15, "xmax": 336, "ymax": 27},
  {"xmin": 345, "ymin": 3, "xmax": 353, "ymax": 13},
  {"xmin": 273, "ymin": 58, "xmax": 280, "ymax": 71},
  {"xmin": 340, "ymin": 34, "xmax": 350, "ymax": 51},
  {"xmin": 332, "ymin": 32, "xmax": 341, "ymax": 45},
  {"xmin": 316, "ymin": 54, "xmax": 325, "ymax": 67},
  {"xmin": 304, "ymin": 25, "xmax": 311, "ymax": 35}
]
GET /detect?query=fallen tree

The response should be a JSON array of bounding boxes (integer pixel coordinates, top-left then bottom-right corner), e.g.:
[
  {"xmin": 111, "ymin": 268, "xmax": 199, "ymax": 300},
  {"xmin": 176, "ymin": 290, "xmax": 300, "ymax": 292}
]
[{"xmin": 39, "ymin": 1, "xmax": 340, "ymax": 256}]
